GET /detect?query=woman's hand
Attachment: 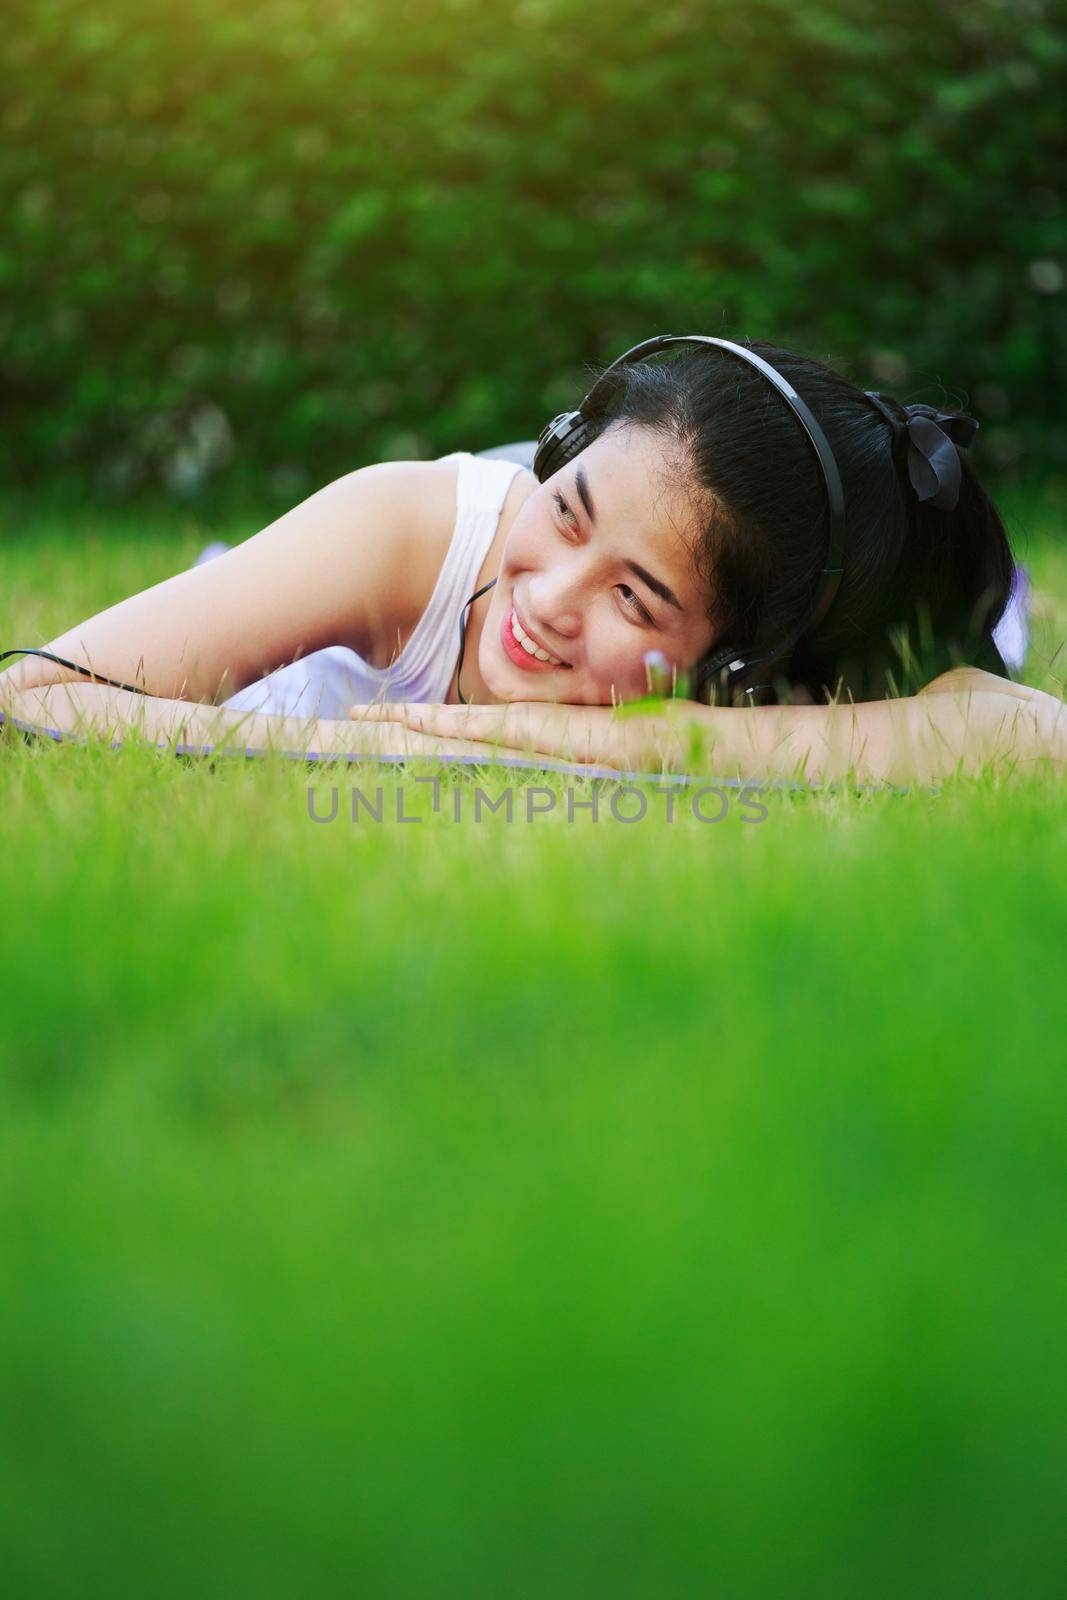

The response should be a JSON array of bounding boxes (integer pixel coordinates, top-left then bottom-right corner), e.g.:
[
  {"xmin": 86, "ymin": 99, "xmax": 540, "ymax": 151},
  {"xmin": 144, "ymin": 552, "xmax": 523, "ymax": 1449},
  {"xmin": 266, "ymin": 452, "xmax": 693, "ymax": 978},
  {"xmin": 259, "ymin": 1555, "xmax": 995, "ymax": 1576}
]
[{"xmin": 354, "ymin": 699, "xmax": 704, "ymax": 771}]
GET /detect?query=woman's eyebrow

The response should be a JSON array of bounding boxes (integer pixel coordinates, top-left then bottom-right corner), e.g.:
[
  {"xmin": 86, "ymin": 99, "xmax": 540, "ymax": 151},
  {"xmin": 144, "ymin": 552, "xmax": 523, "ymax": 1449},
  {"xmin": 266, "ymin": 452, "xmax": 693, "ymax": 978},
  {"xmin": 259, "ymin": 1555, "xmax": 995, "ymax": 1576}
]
[
  {"xmin": 623, "ymin": 560, "xmax": 683, "ymax": 611},
  {"xmin": 575, "ymin": 464, "xmax": 597, "ymax": 524},
  {"xmin": 573, "ymin": 463, "xmax": 682, "ymax": 611}
]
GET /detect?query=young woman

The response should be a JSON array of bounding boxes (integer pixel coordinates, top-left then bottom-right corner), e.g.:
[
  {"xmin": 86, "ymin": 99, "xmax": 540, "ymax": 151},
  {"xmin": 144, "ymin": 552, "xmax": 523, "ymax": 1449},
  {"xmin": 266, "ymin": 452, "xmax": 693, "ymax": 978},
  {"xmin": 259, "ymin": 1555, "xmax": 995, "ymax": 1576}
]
[{"xmin": 2, "ymin": 337, "xmax": 1064, "ymax": 785}]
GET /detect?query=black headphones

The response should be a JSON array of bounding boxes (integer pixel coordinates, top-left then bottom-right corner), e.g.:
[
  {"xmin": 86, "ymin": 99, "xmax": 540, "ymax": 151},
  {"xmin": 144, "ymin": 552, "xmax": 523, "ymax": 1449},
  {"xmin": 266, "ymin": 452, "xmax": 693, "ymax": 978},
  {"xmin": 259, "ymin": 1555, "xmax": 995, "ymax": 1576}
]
[{"xmin": 531, "ymin": 333, "xmax": 848, "ymax": 702}]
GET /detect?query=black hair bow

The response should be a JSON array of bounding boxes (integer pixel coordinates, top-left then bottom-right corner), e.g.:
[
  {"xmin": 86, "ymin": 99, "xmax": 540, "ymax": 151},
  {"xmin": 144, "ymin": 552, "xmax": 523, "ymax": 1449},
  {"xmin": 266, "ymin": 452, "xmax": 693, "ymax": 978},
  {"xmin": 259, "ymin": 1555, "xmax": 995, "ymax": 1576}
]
[{"xmin": 864, "ymin": 391, "xmax": 979, "ymax": 512}]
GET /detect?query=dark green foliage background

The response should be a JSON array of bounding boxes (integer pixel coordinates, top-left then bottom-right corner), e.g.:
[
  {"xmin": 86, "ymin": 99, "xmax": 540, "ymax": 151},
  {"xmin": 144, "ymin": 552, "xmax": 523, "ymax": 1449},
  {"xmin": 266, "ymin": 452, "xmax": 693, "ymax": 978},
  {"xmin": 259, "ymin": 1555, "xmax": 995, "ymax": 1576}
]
[{"xmin": 3, "ymin": 0, "xmax": 1065, "ymax": 498}]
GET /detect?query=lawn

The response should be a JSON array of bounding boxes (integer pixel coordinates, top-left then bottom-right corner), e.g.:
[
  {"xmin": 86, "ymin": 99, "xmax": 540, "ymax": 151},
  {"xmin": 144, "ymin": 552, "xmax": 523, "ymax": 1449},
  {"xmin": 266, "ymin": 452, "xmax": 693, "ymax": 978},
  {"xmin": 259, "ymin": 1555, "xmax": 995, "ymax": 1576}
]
[{"xmin": 2, "ymin": 484, "xmax": 1066, "ymax": 1598}]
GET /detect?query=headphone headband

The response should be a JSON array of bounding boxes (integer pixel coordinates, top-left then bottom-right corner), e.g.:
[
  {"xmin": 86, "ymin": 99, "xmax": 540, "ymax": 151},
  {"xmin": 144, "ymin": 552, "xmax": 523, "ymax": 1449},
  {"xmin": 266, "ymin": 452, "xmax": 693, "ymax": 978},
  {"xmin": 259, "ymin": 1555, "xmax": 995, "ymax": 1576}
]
[{"xmin": 533, "ymin": 334, "xmax": 848, "ymax": 700}]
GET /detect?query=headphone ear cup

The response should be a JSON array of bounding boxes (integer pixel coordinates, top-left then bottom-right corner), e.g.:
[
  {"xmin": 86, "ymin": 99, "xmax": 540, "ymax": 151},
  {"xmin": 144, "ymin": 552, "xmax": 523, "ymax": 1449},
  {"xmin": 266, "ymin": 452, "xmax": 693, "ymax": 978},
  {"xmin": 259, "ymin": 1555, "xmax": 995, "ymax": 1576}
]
[
  {"xmin": 691, "ymin": 643, "xmax": 782, "ymax": 705},
  {"xmin": 693, "ymin": 643, "xmax": 748, "ymax": 690},
  {"xmin": 693, "ymin": 645, "xmax": 784, "ymax": 706},
  {"xmin": 534, "ymin": 411, "xmax": 596, "ymax": 482}
]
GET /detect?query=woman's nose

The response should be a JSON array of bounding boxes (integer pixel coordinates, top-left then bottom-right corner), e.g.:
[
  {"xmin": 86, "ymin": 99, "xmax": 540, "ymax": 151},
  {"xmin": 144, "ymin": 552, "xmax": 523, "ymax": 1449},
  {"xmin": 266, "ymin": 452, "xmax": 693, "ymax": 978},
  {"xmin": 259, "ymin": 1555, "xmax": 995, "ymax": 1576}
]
[{"xmin": 526, "ymin": 568, "xmax": 585, "ymax": 641}]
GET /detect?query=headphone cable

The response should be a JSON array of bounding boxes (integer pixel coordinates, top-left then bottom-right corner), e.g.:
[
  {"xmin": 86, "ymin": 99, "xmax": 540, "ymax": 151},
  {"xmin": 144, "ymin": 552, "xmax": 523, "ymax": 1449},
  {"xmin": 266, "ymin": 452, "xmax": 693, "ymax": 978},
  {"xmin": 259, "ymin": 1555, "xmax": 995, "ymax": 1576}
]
[
  {"xmin": 454, "ymin": 578, "xmax": 497, "ymax": 706},
  {"xmin": 0, "ymin": 648, "xmax": 149, "ymax": 696}
]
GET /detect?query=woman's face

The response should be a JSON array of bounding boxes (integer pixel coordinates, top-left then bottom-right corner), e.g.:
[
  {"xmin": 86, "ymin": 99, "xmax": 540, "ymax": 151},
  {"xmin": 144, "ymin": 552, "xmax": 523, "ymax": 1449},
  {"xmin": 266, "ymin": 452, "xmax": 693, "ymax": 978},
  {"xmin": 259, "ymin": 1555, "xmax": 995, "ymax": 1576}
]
[{"xmin": 478, "ymin": 423, "xmax": 719, "ymax": 705}]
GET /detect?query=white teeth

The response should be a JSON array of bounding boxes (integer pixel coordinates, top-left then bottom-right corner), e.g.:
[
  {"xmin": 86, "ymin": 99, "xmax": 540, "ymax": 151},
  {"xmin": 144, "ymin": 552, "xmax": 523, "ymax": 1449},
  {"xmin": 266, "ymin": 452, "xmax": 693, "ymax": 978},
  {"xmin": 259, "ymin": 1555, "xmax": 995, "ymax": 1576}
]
[{"xmin": 511, "ymin": 610, "xmax": 562, "ymax": 666}]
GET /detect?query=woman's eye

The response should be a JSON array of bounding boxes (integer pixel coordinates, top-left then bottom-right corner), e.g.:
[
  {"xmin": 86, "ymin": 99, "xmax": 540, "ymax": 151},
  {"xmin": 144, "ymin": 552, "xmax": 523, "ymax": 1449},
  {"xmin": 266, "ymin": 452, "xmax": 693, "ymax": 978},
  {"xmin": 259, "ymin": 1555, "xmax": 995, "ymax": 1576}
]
[
  {"xmin": 552, "ymin": 490, "xmax": 580, "ymax": 537},
  {"xmin": 618, "ymin": 585, "xmax": 653, "ymax": 625},
  {"xmin": 551, "ymin": 489, "xmax": 652, "ymax": 623}
]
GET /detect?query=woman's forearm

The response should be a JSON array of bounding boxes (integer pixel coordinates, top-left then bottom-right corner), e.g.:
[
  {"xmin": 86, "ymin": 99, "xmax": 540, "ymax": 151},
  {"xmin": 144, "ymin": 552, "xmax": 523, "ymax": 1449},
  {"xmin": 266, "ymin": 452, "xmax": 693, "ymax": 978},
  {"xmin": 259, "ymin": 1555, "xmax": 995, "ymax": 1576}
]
[
  {"xmin": 684, "ymin": 686, "xmax": 1067, "ymax": 785},
  {"xmin": 5, "ymin": 677, "xmax": 1065, "ymax": 783},
  {"xmin": 0, "ymin": 680, "xmax": 505, "ymax": 763},
  {"xmin": 351, "ymin": 681, "xmax": 1067, "ymax": 784},
  {"xmin": 2, "ymin": 680, "xmax": 281, "ymax": 748}
]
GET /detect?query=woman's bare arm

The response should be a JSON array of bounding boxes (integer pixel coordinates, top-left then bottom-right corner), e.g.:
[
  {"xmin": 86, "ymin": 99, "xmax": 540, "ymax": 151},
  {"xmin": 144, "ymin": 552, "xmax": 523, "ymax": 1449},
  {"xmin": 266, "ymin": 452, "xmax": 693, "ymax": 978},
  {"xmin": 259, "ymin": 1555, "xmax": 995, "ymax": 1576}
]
[
  {"xmin": 7, "ymin": 663, "xmax": 1063, "ymax": 785},
  {"xmin": 0, "ymin": 459, "xmax": 458, "ymax": 701},
  {"xmin": 0, "ymin": 679, "xmax": 498, "ymax": 763},
  {"xmin": 916, "ymin": 665, "xmax": 1055, "ymax": 703},
  {"xmin": 357, "ymin": 676, "xmax": 1067, "ymax": 785}
]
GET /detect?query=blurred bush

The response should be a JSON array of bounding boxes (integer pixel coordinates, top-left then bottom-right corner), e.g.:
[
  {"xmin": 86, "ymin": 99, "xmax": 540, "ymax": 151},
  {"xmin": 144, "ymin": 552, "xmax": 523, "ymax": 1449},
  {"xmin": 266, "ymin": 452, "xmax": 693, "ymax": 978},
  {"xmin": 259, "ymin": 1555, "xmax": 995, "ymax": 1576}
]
[{"xmin": 1, "ymin": 0, "xmax": 1064, "ymax": 498}]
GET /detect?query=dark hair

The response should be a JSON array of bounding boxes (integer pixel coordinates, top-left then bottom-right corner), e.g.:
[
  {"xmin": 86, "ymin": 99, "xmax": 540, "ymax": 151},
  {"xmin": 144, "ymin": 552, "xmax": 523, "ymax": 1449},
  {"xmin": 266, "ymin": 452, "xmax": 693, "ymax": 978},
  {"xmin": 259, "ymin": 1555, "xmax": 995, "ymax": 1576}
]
[{"xmin": 582, "ymin": 339, "xmax": 1016, "ymax": 703}]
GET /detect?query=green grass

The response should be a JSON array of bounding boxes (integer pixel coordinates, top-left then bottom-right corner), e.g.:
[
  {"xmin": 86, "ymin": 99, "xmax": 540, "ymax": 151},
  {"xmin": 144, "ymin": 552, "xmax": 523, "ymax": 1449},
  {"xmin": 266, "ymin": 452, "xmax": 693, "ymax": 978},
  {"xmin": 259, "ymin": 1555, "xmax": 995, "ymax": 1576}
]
[{"xmin": 2, "ymin": 487, "xmax": 1067, "ymax": 1598}]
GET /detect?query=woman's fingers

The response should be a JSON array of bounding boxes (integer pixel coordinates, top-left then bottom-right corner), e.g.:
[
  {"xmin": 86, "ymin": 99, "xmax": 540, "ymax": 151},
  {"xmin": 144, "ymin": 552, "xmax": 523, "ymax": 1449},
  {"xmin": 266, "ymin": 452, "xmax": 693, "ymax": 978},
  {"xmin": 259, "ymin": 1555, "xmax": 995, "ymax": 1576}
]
[
  {"xmin": 355, "ymin": 701, "xmax": 594, "ymax": 757},
  {"xmin": 351, "ymin": 704, "xmax": 639, "ymax": 768},
  {"xmin": 338, "ymin": 722, "xmax": 495, "ymax": 760},
  {"xmin": 392, "ymin": 731, "xmax": 528, "ymax": 761},
  {"xmin": 353, "ymin": 701, "xmax": 506, "ymax": 740},
  {"xmin": 354, "ymin": 702, "xmax": 413, "ymax": 721},
  {"xmin": 353, "ymin": 700, "xmax": 692, "ymax": 769}
]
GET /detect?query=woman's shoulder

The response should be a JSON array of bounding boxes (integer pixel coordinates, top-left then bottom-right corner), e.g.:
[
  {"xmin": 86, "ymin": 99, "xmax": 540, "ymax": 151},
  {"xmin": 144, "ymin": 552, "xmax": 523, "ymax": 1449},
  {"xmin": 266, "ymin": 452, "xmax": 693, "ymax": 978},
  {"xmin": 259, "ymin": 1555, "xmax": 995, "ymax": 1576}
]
[
  {"xmin": 359, "ymin": 455, "xmax": 537, "ymax": 666},
  {"xmin": 496, "ymin": 460, "xmax": 539, "ymax": 539},
  {"xmin": 917, "ymin": 665, "xmax": 1051, "ymax": 702},
  {"xmin": 394, "ymin": 449, "xmax": 536, "ymax": 571},
  {"xmin": 346, "ymin": 458, "xmax": 462, "ymax": 661},
  {"xmin": 400, "ymin": 448, "xmax": 536, "ymax": 546}
]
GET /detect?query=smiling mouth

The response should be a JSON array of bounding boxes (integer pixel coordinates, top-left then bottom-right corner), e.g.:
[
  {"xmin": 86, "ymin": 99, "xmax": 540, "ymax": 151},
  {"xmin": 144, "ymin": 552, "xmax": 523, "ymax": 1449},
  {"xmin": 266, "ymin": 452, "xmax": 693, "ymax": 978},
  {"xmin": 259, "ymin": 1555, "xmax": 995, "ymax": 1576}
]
[{"xmin": 499, "ymin": 605, "xmax": 570, "ymax": 671}]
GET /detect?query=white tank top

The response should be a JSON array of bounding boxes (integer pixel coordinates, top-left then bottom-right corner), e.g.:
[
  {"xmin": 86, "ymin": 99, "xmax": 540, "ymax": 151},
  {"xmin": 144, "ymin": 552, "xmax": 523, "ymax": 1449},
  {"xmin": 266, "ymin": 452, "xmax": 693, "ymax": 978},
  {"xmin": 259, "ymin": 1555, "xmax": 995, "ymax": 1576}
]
[{"xmin": 219, "ymin": 451, "xmax": 528, "ymax": 719}]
